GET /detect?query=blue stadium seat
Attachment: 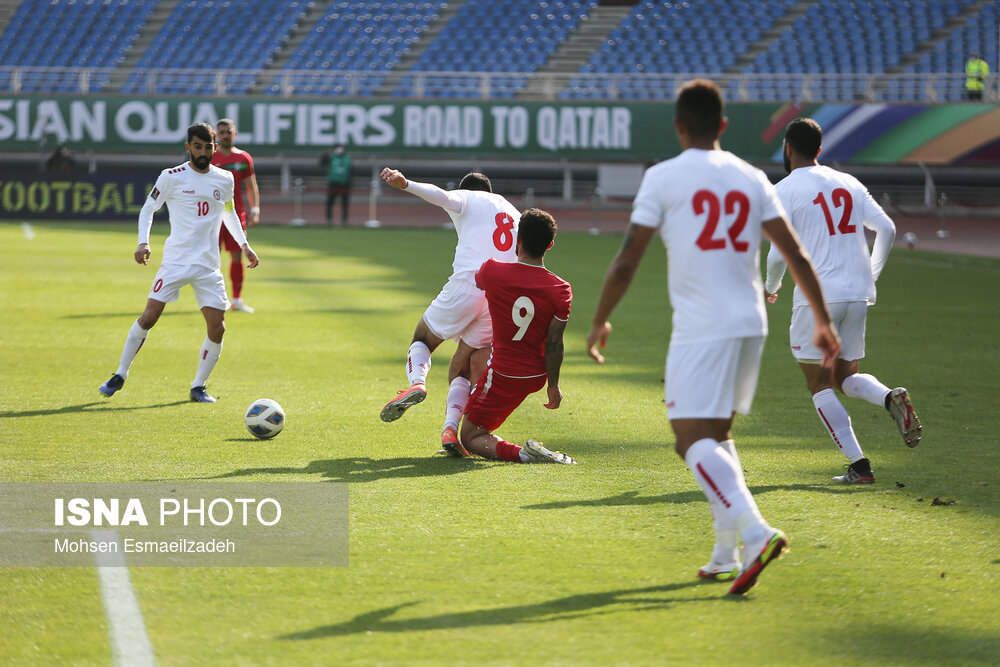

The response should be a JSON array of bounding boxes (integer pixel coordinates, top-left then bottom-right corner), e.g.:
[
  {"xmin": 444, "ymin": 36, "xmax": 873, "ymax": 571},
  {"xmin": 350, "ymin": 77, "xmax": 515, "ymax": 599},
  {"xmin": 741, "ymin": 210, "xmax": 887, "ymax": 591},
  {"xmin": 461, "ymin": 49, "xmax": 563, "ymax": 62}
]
[{"xmin": 0, "ymin": 0, "xmax": 155, "ymax": 92}]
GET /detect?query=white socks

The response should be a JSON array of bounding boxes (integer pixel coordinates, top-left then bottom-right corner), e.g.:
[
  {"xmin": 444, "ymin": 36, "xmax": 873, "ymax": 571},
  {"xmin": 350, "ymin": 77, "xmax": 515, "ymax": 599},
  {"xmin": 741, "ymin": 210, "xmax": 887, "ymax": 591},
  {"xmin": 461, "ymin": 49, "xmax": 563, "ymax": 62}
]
[
  {"xmin": 116, "ymin": 320, "xmax": 149, "ymax": 378},
  {"xmin": 685, "ymin": 438, "xmax": 769, "ymax": 548},
  {"xmin": 813, "ymin": 389, "xmax": 865, "ymax": 462},
  {"xmin": 406, "ymin": 341, "xmax": 431, "ymax": 386},
  {"xmin": 842, "ymin": 373, "xmax": 891, "ymax": 408},
  {"xmin": 192, "ymin": 337, "xmax": 222, "ymax": 388},
  {"xmin": 443, "ymin": 377, "xmax": 471, "ymax": 432},
  {"xmin": 708, "ymin": 438, "xmax": 740, "ymax": 561}
]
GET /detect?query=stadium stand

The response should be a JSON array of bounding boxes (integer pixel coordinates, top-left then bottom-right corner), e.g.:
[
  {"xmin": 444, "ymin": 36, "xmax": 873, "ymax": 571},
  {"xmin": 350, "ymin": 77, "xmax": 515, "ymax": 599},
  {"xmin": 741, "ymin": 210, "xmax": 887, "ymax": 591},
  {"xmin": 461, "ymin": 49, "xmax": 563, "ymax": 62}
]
[
  {"xmin": 561, "ymin": 0, "xmax": 797, "ymax": 100},
  {"xmin": 393, "ymin": 0, "xmax": 598, "ymax": 99},
  {"xmin": 121, "ymin": 0, "xmax": 309, "ymax": 95},
  {"xmin": 264, "ymin": 1, "xmax": 448, "ymax": 97},
  {"xmin": 0, "ymin": 0, "xmax": 996, "ymax": 102},
  {"xmin": 744, "ymin": 0, "xmax": 981, "ymax": 102},
  {"xmin": 903, "ymin": 0, "xmax": 1000, "ymax": 101},
  {"xmin": 0, "ymin": 0, "xmax": 155, "ymax": 92}
]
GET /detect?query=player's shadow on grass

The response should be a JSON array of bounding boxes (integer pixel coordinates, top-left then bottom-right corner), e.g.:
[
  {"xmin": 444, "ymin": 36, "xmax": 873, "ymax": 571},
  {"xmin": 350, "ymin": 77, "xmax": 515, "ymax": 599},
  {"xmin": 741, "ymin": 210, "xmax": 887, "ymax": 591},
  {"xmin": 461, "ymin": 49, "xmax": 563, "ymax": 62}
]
[
  {"xmin": 280, "ymin": 581, "xmax": 715, "ymax": 639},
  {"xmin": 521, "ymin": 484, "xmax": 852, "ymax": 510},
  {"xmin": 0, "ymin": 400, "xmax": 189, "ymax": 419},
  {"xmin": 207, "ymin": 456, "xmax": 488, "ymax": 484},
  {"xmin": 62, "ymin": 311, "xmax": 191, "ymax": 320}
]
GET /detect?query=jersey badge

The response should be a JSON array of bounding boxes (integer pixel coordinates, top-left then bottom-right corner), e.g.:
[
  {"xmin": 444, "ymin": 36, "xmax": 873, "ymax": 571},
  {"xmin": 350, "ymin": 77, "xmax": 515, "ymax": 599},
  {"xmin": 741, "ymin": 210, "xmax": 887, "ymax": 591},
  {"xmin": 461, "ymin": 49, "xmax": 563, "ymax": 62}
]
[{"xmin": 213, "ymin": 189, "xmax": 222, "ymax": 200}]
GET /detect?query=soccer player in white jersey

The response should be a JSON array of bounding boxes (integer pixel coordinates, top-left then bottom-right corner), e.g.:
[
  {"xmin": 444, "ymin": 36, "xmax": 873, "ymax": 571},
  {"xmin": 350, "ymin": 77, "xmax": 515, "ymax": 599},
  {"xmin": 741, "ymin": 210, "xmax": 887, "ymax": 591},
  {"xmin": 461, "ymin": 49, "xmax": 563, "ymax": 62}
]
[
  {"xmin": 765, "ymin": 118, "xmax": 922, "ymax": 484},
  {"xmin": 586, "ymin": 80, "xmax": 840, "ymax": 595},
  {"xmin": 99, "ymin": 122, "xmax": 259, "ymax": 403},
  {"xmin": 378, "ymin": 168, "xmax": 520, "ymax": 456}
]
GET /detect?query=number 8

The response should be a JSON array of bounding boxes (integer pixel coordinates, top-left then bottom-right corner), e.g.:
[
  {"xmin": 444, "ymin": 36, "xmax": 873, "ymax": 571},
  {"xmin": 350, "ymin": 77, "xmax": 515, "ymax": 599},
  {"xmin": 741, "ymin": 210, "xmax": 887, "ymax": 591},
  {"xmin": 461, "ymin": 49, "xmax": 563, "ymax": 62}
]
[{"xmin": 511, "ymin": 295, "xmax": 534, "ymax": 341}]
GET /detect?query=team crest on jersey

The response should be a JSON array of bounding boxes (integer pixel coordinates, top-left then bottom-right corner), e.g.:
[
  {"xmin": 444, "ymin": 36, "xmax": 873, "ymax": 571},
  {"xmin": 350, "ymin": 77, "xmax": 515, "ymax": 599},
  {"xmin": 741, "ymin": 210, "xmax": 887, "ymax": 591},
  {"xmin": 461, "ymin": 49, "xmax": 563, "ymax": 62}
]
[{"xmin": 213, "ymin": 189, "xmax": 221, "ymax": 200}]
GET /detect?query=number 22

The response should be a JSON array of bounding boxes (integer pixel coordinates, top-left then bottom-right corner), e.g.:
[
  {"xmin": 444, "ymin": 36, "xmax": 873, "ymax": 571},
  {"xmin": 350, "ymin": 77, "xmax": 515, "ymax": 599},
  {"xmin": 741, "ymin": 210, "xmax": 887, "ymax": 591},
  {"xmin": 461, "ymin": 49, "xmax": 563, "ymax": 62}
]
[{"xmin": 693, "ymin": 189, "xmax": 750, "ymax": 252}]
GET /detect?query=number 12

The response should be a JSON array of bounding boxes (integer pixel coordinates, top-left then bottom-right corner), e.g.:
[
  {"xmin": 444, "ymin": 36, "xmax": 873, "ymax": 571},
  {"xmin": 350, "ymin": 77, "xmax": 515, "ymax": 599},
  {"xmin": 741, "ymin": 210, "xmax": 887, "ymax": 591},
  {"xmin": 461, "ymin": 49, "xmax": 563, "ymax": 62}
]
[{"xmin": 812, "ymin": 189, "xmax": 855, "ymax": 236}]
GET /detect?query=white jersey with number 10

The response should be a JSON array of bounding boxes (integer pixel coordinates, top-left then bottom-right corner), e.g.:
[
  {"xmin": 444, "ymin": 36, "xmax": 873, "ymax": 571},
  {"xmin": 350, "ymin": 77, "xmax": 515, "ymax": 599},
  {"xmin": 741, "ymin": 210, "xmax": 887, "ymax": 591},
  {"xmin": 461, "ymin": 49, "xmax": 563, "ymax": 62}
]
[{"xmin": 631, "ymin": 148, "xmax": 787, "ymax": 345}]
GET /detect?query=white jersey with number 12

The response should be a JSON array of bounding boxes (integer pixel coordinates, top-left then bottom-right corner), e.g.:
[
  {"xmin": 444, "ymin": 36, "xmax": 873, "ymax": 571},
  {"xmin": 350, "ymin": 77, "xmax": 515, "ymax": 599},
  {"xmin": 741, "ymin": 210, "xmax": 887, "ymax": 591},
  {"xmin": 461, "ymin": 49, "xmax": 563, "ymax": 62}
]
[{"xmin": 774, "ymin": 165, "xmax": 894, "ymax": 307}]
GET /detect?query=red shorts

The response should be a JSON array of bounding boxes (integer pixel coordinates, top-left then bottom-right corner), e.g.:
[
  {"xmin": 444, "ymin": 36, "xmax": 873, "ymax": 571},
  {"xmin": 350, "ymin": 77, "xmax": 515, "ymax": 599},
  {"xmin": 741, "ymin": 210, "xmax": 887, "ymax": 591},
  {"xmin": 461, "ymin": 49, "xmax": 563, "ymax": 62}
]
[
  {"xmin": 220, "ymin": 211, "xmax": 247, "ymax": 252},
  {"xmin": 464, "ymin": 368, "xmax": 547, "ymax": 432}
]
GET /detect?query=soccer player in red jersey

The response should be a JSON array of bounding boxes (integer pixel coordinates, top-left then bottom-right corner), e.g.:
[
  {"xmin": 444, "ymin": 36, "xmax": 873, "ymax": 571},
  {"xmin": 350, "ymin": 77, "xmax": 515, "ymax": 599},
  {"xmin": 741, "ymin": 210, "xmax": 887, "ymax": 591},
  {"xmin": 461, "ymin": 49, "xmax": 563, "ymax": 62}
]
[
  {"xmin": 212, "ymin": 118, "xmax": 260, "ymax": 313},
  {"xmin": 458, "ymin": 208, "xmax": 577, "ymax": 465}
]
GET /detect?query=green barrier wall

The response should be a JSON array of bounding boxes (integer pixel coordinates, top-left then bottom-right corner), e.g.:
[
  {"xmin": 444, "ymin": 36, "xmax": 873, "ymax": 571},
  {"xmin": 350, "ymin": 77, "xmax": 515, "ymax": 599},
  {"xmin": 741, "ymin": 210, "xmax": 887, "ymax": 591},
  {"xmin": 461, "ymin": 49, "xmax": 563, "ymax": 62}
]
[{"xmin": 3, "ymin": 96, "xmax": 998, "ymax": 164}]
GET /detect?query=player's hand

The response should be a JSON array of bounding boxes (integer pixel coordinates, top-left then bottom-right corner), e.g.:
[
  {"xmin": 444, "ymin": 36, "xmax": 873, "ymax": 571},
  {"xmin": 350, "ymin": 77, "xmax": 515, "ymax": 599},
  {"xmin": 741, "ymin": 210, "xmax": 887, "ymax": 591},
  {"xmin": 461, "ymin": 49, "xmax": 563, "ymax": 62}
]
[
  {"xmin": 249, "ymin": 206, "xmax": 260, "ymax": 227},
  {"xmin": 135, "ymin": 243, "xmax": 150, "ymax": 265},
  {"xmin": 814, "ymin": 322, "xmax": 841, "ymax": 369},
  {"xmin": 543, "ymin": 384, "xmax": 562, "ymax": 410},
  {"xmin": 765, "ymin": 285, "xmax": 780, "ymax": 303},
  {"xmin": 586, "ymin": 321, "xmax": 612, "ymax": 364},
  {"xmin": 242, "ymin": 244, "xmax": 259, "ymax": 269},
  {"xmin": 380, "ymin": 167, "xmax": 408, "ymax": 190}
]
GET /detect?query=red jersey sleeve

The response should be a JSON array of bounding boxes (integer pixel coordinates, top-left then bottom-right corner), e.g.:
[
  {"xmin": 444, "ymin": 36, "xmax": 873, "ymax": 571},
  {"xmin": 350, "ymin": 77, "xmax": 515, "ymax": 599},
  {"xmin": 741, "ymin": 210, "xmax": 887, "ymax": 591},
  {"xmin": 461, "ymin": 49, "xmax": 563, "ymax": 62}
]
[
  {"xmin": 244, "ymin": 151, "xmax": 255, "ymax": 176},
  {"xmin": 475, "ymin": 258, "xmax": 494, "ymax": 290},
  {"xmin": 554, "ymin": 281, "xmax": 572, "ymax": 321}
]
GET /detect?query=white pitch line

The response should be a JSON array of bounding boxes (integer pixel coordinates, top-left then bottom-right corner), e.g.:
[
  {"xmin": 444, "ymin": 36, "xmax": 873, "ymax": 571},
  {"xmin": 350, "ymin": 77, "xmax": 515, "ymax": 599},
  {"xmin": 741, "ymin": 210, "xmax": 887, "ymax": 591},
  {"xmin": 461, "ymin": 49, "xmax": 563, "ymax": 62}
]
[
  {"xmin": 21, "ymin": 222, "xmax": 35, "ymax": 240},
  {"xmin": 91, "ymin": 530, "xmax": 156, "ymax": 667}
]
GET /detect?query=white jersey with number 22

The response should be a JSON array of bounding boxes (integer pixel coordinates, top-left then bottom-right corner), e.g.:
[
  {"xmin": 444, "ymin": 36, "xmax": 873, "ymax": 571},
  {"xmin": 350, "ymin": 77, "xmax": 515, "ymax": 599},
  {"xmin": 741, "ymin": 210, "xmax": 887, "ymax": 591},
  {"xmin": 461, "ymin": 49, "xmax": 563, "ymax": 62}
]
[{"xmin": 631, "ymin": 148, "xmax": 787, "ymax": 345}]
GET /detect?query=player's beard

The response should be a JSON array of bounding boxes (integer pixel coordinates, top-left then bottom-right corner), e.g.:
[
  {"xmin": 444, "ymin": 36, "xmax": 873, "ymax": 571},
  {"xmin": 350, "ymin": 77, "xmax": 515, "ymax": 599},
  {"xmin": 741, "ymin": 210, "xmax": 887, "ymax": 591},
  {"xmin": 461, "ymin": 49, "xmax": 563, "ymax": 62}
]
[
  {"xmin": 192, "ymin": 155, "xmax": 211, "ymax": 170},
  {"xmin": 783, "ymin": 149, "xmax": 792, "ymax": 174}
]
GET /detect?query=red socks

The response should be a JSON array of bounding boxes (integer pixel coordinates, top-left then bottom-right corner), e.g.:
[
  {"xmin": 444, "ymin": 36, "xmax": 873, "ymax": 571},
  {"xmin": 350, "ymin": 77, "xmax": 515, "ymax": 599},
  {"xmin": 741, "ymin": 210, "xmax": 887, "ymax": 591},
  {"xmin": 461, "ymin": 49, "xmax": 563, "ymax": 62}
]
[
  {"xmin": 495, "ymin": 440, "xmax": 523, "ymax": 462},
  {"xmin": 230, "ymin": 260, "xmax": 244, "ymax": 299}
]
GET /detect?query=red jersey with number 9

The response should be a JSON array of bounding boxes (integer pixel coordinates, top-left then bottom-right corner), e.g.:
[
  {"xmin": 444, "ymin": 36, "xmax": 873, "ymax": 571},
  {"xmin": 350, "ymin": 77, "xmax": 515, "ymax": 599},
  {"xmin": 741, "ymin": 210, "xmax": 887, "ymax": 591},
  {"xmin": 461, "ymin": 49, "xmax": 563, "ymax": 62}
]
[{"xmin": 475, "ymin": 259, "xmax": 572, "ymax": 377}]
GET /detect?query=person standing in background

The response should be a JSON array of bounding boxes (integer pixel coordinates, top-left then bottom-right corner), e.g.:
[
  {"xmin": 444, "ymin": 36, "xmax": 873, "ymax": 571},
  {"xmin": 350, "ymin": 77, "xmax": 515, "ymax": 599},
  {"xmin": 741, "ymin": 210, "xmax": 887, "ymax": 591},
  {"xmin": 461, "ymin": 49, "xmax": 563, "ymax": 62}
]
[
  {"xmin": 965, "ymin": 52, "xmax": 989, "ymax": 101},
  {"xmin": 212, "ymin": 118, "xmax": 260, "ymax": 313},
  {"xmin": 322, "ymin": 144, "xmax": 352, "ymax": 226}
]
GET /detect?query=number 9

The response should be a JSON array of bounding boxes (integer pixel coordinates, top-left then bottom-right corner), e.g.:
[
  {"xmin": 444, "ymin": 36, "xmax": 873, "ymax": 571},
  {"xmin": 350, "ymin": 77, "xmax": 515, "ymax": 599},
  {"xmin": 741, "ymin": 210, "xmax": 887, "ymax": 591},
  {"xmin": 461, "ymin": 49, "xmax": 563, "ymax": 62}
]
[{"xmin": 511, "ymin": 295, "xmax": 534, "ymax": 341}]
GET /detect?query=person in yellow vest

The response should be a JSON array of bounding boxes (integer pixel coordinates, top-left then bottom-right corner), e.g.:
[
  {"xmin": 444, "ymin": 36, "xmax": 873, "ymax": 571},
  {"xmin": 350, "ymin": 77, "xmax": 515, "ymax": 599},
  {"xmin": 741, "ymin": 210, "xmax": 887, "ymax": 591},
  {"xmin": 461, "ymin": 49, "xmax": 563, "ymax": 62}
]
[{"xmin": 965, "ymin": 52, "xmax": 989, "ymax": 101}]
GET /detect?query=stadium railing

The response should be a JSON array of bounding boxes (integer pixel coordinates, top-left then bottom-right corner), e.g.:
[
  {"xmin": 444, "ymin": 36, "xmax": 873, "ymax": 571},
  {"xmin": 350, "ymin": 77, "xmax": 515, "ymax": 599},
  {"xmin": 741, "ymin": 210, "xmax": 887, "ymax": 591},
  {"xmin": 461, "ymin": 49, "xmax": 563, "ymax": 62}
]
[{"xmin": 1, "ymin": 67, "xmax": 995, "ymax": 104}]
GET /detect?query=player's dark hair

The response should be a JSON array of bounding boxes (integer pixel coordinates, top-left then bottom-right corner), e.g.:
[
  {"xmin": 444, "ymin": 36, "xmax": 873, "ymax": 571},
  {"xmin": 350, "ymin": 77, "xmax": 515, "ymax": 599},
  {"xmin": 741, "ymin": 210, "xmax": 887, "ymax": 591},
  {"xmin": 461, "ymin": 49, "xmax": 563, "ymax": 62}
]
[
  {"xmin": 675, "ymin": 79, "xmax": 723, "ymax": 141},
  {"xmin": 187, "ymin": 122, "xmax": 215, "ymax": 143},
  {"xmin": 217, "ymin": 117, "xmax": 235, "ymax": 130},
  {"xmin": 518, "ymin": 208, "xmax": 557, "ymax": 258},
  {"xmin": 784, "ymin": 118, "xmax": 823, "ymax": 159},
  {"xmin": 459, "ymin": 172, "xmax": 492, "ymax": 193}
]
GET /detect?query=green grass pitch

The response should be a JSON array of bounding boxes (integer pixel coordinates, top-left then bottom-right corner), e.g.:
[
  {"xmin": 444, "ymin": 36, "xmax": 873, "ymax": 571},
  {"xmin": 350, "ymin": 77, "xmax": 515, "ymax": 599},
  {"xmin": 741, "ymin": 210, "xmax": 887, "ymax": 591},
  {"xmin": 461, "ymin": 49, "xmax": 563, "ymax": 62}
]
[{"xmin": 1, "ymin": 220, "xmax": 999, "ymax": 665}]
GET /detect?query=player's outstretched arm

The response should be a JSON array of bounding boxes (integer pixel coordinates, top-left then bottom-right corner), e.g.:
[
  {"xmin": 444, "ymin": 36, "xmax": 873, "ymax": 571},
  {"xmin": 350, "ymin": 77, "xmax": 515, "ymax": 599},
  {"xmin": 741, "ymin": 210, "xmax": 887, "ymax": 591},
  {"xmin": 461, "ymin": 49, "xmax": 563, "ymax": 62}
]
[
  {"xmin": 543, "ymin": 317, "xmax": 567, "ymax": 409},
  {"xmin": 135, "ymin": 243, "xmax": 151, "ymax": 265},
  {"xmin": 763, "ymin": 216, "xmax": 841, "ymax": 367},
  {"xmin": 587, "ymin": 223, "xmax": 656, "ymax": 363},
  {"xmin": 380, "ymin": 167, "xmax": 408, "ymax": 189}
]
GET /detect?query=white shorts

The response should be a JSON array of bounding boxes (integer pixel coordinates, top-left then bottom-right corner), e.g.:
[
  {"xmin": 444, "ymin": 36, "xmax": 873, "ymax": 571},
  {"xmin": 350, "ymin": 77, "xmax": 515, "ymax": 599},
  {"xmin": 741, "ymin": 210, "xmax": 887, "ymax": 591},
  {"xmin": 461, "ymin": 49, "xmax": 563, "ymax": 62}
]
[
  {"xmin": 665, "ymin": 336, "xmax": 764, "ymax": 419},
  {"xmin": 790, "ymin": 301, "xmax": 866, "ymax": 362},
  {"xmin": 422, "ymin": 276, "xmax": 492, "ymax": 349},
  {"xmin": 148, "ymin": 263, "xmax": 229, "ymax": 311}
]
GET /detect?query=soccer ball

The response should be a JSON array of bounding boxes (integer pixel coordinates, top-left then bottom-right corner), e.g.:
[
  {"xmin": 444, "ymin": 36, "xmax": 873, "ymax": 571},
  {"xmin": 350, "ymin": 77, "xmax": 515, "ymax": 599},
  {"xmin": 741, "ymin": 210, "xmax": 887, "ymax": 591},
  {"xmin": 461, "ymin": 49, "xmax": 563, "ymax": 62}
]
[
  {"xmin": 244, "ymin": 399, "xmax": 285, "ymax": 439},
  {"xmin": 903, "ymin": 231, "xmax": 918, "ymax": 249}
]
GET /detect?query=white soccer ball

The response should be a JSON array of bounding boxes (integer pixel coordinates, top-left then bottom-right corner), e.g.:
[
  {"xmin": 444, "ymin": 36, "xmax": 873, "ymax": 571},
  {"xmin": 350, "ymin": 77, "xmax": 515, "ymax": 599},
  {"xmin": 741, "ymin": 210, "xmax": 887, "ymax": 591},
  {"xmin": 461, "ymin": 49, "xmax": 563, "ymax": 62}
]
[
  {"xmin": 244, "ymin": 399, "xmax": 285, "ymax": 439},
  {"xmin": 903, "ymin": 231, "xmax": 918, "ymax": 249}
]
